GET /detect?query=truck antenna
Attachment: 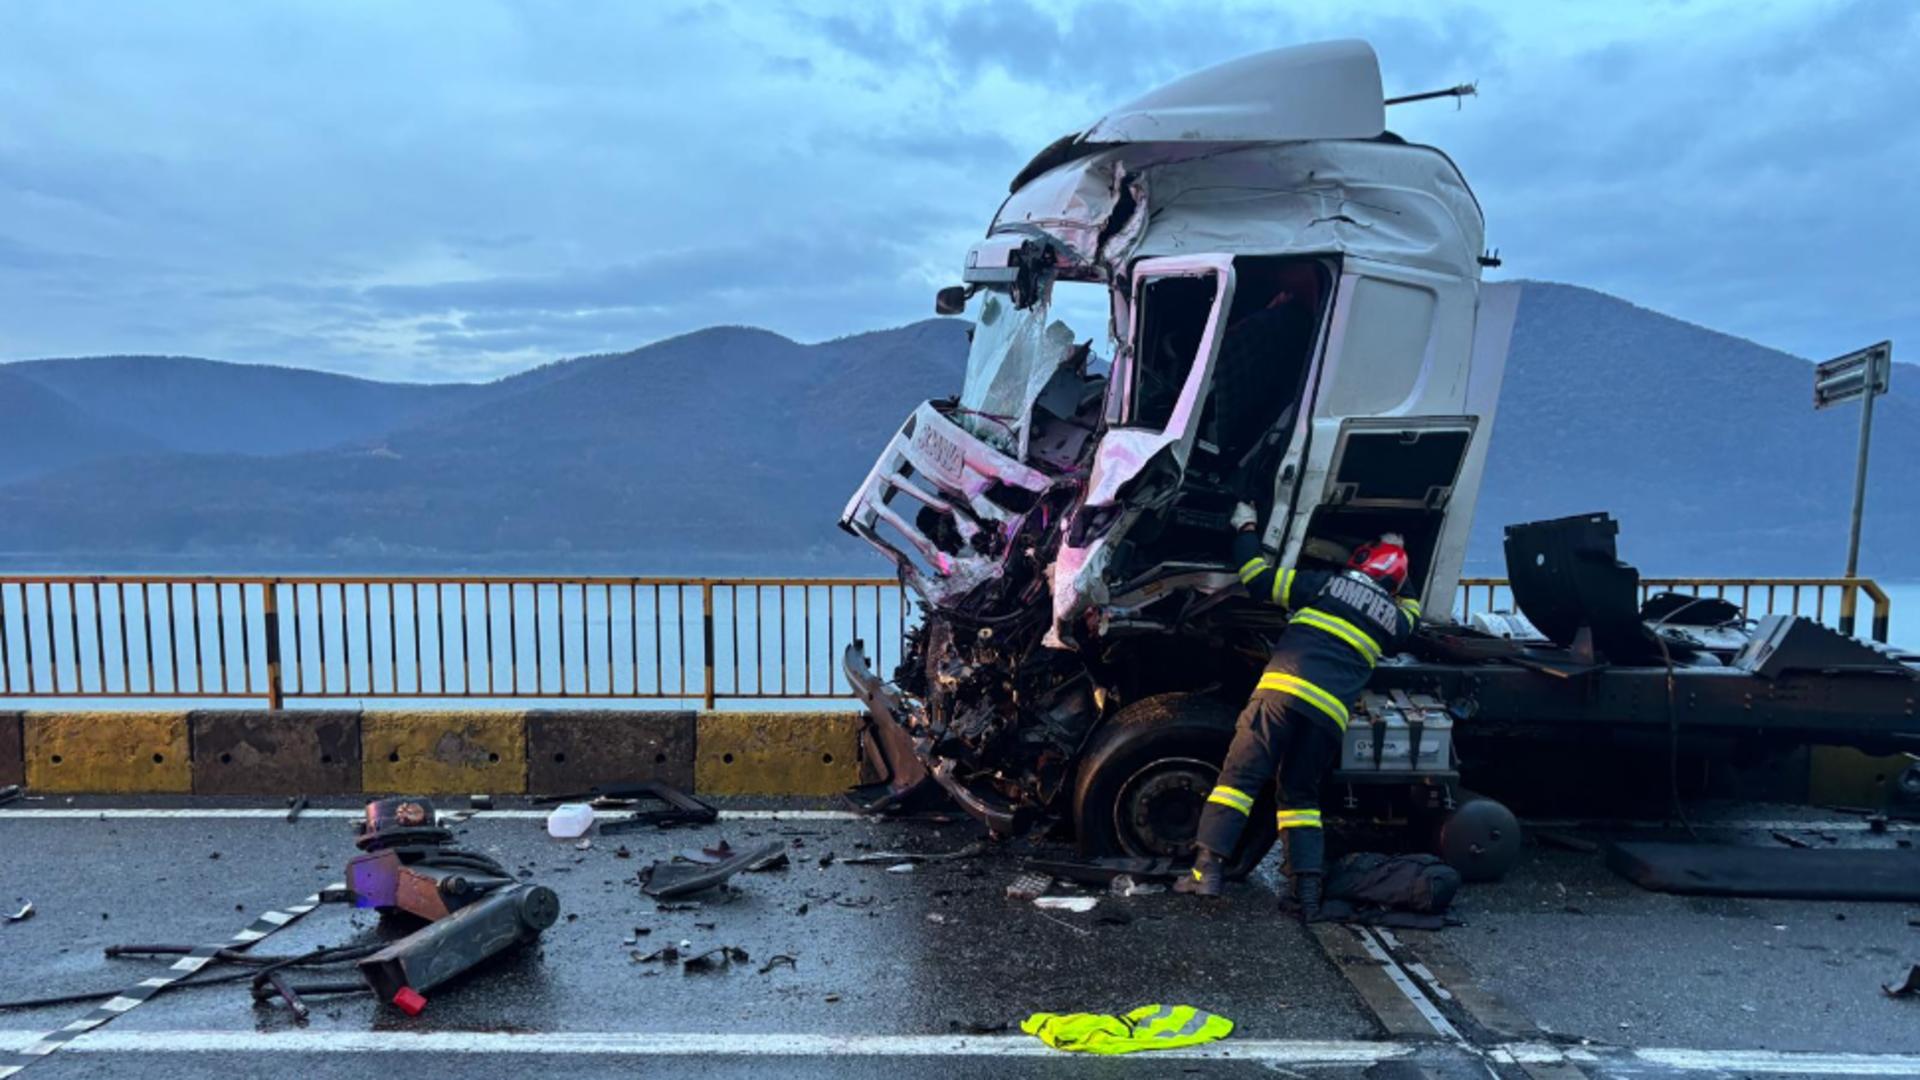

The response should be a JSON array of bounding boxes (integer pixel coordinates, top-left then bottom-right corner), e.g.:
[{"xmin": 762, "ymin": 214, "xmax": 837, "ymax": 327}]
[{"xmin": 1385, "ymin": 82, "xmax": 1478, "ymax": 109}]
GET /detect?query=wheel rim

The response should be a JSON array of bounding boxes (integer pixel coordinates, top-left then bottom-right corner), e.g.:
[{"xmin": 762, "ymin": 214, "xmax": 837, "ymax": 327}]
[{"xmin": 1112, "ymin": 756, "xmax": 1217, "ymax": 858}]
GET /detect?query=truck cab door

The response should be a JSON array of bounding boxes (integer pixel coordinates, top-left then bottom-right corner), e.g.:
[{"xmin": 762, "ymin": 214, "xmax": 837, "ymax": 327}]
[{"xmin": 1082, "ymin": 256, "xmax": 1237, "ymax": 507}]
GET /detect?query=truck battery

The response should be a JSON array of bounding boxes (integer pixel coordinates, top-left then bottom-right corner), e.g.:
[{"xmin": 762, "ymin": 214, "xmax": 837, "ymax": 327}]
[{"xmin": 1340, "ymin": 690, "xmax": 1453, "ymax": 773}]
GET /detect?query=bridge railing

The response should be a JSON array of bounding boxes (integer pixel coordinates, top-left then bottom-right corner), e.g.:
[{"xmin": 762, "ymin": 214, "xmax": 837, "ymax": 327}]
[
  {"xmin": 0, "ymin": 573, "xmax": 1894, "ymax": 708},
  {"xmin": 1455, "ymin": 576, "xmax": 1893, "ymax": 644},
  {"xmin": 0, "ymin": 576, "xmax": 911, "ymax": 709}
]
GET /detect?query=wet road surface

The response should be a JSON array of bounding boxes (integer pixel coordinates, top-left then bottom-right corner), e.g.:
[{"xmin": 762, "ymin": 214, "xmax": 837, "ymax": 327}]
[{"xmin": 2, "ymin": 797, "xmax": 1917, "ymax": 1078}]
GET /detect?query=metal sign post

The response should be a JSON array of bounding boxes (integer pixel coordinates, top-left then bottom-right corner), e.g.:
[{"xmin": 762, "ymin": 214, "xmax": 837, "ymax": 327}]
[{"xmin": 1814, "ymin": 341, "xmax": 1892, "ymax": 636}]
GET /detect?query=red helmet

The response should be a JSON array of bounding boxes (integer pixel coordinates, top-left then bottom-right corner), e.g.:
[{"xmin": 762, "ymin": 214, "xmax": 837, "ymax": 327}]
[{"xmin": 1347, "ymin": 534, "xmax": 1409, "ymax": 593}]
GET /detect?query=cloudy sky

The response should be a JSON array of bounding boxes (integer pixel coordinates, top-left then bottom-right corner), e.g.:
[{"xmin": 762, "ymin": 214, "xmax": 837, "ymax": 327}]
[{"xmin": 2, "ymin": 0, "xmax": 1913, "ymax": 382}]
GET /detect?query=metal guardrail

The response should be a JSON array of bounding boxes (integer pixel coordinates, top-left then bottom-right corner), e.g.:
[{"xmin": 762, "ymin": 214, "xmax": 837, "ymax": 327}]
[
  {"xmin": 1456, "ymin": 576, "xmax": 1893, "ymax": 644},
  {"xmin": 0, "ymin": 576, "xmax": 911, "ymax": 709},
  {"xmin": 0, "ymin": 573, "xmax": 1895, "ymax": 708}
]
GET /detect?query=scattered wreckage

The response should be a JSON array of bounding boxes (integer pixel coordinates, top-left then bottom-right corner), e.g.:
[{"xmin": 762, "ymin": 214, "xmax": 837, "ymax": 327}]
[{"xmin": 840, "ymin": 41, "xmax": 1920, "ymax": 880}]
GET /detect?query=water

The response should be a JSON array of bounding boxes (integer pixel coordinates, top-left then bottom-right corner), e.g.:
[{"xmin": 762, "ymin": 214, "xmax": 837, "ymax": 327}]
[
  {"xmin": 2, "ymin": 577, "xmax": 1913, "ymax": 711},
  {"xmin": 0, "ymin": 579, "xmax": 914, "ymax": 711}
]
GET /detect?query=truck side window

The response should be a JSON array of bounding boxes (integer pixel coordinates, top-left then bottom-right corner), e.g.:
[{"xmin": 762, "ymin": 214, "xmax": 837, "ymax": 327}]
[{"xmin": 1125, "ymin": 275, "xmax": 1217, "ymax": 430}]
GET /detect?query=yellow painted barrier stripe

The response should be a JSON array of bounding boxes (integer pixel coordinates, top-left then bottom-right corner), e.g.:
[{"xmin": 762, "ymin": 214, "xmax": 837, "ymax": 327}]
[
  {"xmin": 1255, "ymin": 671, "xmax": 1350, "ymax": 729},
  {"xmin": 1238, "ymin": 556, "xmax": 1269, "ymax": 584},
  {"xmin": 1292, "ymin": 608, "xmax": 1382, "ymax": 665}
]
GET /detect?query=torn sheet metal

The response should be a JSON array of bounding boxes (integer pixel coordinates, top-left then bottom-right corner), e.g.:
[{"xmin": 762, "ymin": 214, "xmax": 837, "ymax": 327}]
[{"xmin": 642, "ymin": 841, "xmax": 787, "ymax": 900}]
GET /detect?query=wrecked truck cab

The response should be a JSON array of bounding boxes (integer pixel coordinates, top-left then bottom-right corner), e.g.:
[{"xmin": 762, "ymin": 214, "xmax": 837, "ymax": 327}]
[{"xmin": 840, "ymin": 40, "xmax": 1519, "ymax": 869}]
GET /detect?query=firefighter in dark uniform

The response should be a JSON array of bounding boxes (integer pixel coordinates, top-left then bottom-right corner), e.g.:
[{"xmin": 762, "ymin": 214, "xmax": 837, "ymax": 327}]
[{"xmin": 1175, "ymin": 502, "xmax": 1420, "ymax": 918}]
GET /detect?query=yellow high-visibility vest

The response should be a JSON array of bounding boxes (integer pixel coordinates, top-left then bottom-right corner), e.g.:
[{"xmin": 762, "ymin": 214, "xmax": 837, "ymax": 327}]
[{"xmin": 1021, "ymin": 1004, "xmax": 1234, "ymax": 1054}]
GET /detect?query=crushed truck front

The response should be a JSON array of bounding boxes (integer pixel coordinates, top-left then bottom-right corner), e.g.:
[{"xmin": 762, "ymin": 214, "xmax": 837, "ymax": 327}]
[{"xmin": 840, "ymin": 40, "xmax": 1518, "ymax": 845}]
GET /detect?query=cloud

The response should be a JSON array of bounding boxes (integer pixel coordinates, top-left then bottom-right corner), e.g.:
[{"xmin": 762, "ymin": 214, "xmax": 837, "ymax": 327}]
[{"xmin": 0, "ymin": 0, "xmax": 1911, "ymax": 380}]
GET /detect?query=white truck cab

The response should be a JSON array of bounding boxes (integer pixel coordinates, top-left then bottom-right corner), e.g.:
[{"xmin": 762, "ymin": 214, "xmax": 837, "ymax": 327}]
[{"xmin": 840, "ymin": 41, "xmax": 1519, "ymax": 858}]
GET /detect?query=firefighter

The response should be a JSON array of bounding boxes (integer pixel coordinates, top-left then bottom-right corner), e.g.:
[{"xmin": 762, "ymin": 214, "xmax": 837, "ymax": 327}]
[{"xmin": 1174, "ymin": 503, "xmax": 1420, "ymax": 918}]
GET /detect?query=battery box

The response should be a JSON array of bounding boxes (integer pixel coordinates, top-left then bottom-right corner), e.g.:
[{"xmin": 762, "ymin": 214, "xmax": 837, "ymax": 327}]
[{"xmin": 1339, "ymin": 690, "xmax": 1453, "ymax": 773}]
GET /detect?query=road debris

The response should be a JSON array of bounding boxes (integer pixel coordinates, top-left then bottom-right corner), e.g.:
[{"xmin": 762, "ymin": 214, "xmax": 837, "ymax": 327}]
[
  {"xmin": 758, "ymin": 954, "xmax": 798, "ymax": 974},
  {"xmin": 548, "ymin": 782, "xmax": 719, "ymax": 832},
  {"xmin": 1034, "ymin": 896, "xmax": 1099, "ymax": 913},
  {"xmin": 285, "ymin": 795, "xmax": 307, "ymax": 823},
  {"xmin": 546, "ymin": 803, "xmax": 595, "ymax": 839},
  {"xmin": 843, "ymin": 841, "xmax": 986, "ymax": 866},
  {"xmin": 1770, "ymin": 831, "xmax": 1812, "ymax": 849},
  {"xmin": 1886, "ymin": 964, "xmax": 1920, "ymax": 998},
  {"xmin": 642, "ymin": 840, "xmax": 787, "ymax": 899},
  {"xmin": 5, "ymin": 902, "xmax": 32, "ymax": 923},
  {"xmin": 469, "ymin": 794, "xmax": 494, "ymax": 810},
  {"xmin": 682, "ymin": 946, "xmax": 750, "ymax": 973},
  {"xmin": 1006, "ymin": 873, "xmax": 1052, "ymax": 901}
]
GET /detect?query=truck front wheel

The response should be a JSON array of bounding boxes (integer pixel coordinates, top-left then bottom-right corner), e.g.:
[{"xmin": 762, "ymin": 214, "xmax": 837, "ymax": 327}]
[{"xmin": 1071, "ymin": 692, "xmax": 1277, "ymax": 880}]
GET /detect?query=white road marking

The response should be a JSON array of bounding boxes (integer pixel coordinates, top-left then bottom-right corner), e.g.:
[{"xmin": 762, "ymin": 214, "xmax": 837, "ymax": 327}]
[
  {"xmin": 1631, "ymin": 1048, "xmax": 1920, "ymax": 1076},
  {"xmin": 0, "ymin": 1030, "xmax": 1915, "ymax": 1073},
  {"xmin": 1351, "ymin": 925, "xmax": 1462, "ymax": 1040},
  {"xmin": 0, "ymin": 808, "xmax": 864, "ymax": 822},
  {"xmin": 0, "ymin": 1030, "xmax": 1411, "ymax": 1063}
]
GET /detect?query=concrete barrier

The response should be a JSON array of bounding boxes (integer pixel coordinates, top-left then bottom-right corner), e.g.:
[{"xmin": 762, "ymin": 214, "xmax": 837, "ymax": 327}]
[
  {"xmin": 695, "ymin": 711, "xmax": 861, "ymax": 796},
  {"xmin": 0, "ymin": 711, "xmax": 22, "ymax": 788},
  {"xmin": 0, "ymin": 709, "xmax": 869, "ymax": 798},
  {"xmin": 190, "ymin": 710, "xmax": 362, "ymax": 795},
  {"xmin": 23, "ymin": 711, "xmax": 192, "ymax": 794}
]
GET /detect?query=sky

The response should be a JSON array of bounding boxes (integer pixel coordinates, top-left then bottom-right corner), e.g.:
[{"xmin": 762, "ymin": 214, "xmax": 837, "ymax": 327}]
[{"xmin": 1, "ymin": 0, "xmax": 1915, "ymax": 383}]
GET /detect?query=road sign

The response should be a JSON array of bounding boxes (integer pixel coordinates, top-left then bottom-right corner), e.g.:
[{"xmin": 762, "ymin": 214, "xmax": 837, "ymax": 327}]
[
  {"xmin": 1814, "ymin": 341, "xmax": 1891, "ymax": 409},
  {"xmin": 1814, "ymin": 340, "xmax": 1893, "ymax": 635}
]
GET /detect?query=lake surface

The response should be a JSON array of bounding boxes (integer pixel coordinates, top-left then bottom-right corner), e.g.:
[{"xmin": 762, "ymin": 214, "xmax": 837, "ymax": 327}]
[{"xmin": 0, "ymin": 577, "xmax": 1912, "ymax": 710}]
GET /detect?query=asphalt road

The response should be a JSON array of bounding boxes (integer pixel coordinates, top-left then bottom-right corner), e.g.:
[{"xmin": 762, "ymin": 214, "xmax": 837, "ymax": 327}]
[{"xmin": 2, "ymin": 797, "xmax": 1918, "ymax": 1079}]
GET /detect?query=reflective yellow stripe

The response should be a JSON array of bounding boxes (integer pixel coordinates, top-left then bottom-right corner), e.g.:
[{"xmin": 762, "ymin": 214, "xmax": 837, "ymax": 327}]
[
  {"xmin": 1237, "ymin": 556, "xmax": 1268, "ymax": 584},
  {"xmin": 1398, "ymin": 597, "xmax": 1422, "ymax": 618},
  {"xmin": 1276, "ymin": 808, "xmax": 1323, "ymax": 829},
  {"xmin": 1292, "ymin": 608, "xmax": 1382, "ymax": 665},
  {"xmin": 1272, "ymin": 567, "xmax": 1296, "ymax": 606},
  {"xmin": 1255, "ymin": 671, "xmax": 1351, "ymax": 728},
  {"xmin": 1206, "ymin": 785, "xmax": 1254, "ymax": 815}
]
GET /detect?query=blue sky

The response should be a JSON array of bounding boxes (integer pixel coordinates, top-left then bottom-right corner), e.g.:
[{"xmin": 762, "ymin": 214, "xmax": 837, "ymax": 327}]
[{"xmin": 1, "ymin": 0, "xmax": 1914, "ymax": 381}]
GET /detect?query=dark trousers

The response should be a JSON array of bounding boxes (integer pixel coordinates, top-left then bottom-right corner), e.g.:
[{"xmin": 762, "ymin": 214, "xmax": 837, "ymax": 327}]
[{"xmin": 1196, "ymin": 688, "xmax": 1342, "ymax": 858}]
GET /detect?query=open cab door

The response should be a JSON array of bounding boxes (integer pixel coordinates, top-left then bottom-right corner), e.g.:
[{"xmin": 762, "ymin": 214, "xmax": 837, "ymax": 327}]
[{"xmin": 1046, "ymin": 256, "xmax": 1237, "ymax": 646}]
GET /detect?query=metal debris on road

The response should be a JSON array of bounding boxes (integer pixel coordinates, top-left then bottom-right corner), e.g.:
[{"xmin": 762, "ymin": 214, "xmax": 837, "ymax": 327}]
[
  {"xmin": 758, "ymin": 954, "xmax": 798, "ymax": 974},
  {"xmin": 1034, "ymin": 896, "xmax": 1099, "ymax": 913},
  {"xmin": 285, "ymin": 796, "xmax": 308, "ymax": 823},
  {"xmin": 1006, "ymin": 873, "xmax": 1052, "ymax": 901},
  {"xmin": 682, "ymin": 946, "xmax": 750, "ymax": 973},
  {"xmin": 642, "ymin": 840, "xmax": 787, "ymax": 899},
  {"xmin": 0, "ymin": 784, "xmax": 22, "ymax": 808},
  {"xmin": 842, "ymin": 841, "xmax": 986, "ymax": 866},
  {"xmin": 4, "ymin": 901, "xmax": 32, "ymax": 923},
  {"xmin": 1886, "ymin": 964, "xmax": 1920, "ymax": 998}
]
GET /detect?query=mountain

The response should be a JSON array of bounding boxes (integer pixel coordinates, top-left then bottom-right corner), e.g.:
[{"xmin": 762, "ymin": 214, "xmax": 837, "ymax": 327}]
[
  {"xmin": 0, "ymin": 285, "xmax": 1912, "ymax": 578},
  {"xmin": 1467, "ymin": 283, "xmax": 1917, "ymax": 578},
  {"xmin": 3, "ymin": 355, "xmax": 487, "ymax": 456},
  {"xmin": 0, "ymin": 320, "xmax": 970, "ymax": 570},
  {"xmin": 0, "ymin": 369, "xmax": 160, "ymax": 482}
]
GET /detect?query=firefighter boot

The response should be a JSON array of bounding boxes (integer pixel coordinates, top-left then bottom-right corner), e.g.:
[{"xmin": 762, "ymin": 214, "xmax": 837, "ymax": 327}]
[
  {"xmin": 1174, "ymin": 848, "xmax": 1227, "ymax": 897},
  {"xmin": 1281, "ymin": 827, "xmax": 1327, "ymax": 922}
]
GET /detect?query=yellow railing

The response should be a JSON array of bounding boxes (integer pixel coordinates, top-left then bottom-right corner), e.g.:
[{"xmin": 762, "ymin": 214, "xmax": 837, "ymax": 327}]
[
  {"xmin": 1455, "ymin": 576, "xmax": 1893, "ymax": 644},
  {"xmin": 0, "ymin": 575, "xmax": 909, "ymax": 709}
]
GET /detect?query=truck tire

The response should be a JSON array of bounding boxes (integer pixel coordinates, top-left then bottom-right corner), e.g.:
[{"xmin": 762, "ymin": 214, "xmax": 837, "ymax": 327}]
[{"xmin": 1071, "ymin": 692, "xmax": 1277, "ymax": 880}]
